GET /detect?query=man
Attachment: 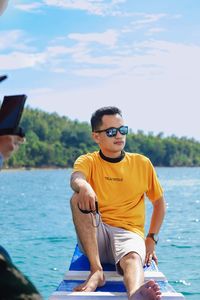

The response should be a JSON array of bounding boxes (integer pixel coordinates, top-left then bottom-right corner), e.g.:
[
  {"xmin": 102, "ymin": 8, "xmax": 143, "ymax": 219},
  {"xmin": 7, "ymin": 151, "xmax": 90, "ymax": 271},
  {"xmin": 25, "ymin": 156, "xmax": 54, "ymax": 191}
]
[
  {"xmin": 0, "ymin": 134, "xmax": 43, "ymax": 299},
  {"xmin": 70, "ymin": 106, "xmax": 166, "ymax": 300}
]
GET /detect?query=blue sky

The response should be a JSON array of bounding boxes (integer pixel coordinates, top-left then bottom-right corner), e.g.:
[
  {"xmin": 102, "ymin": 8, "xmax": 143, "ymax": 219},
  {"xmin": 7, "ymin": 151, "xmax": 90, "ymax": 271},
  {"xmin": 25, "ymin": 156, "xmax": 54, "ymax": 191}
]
[{"xmin": 1, "ymin": 0, "xmax": 200, "ymax": 141}]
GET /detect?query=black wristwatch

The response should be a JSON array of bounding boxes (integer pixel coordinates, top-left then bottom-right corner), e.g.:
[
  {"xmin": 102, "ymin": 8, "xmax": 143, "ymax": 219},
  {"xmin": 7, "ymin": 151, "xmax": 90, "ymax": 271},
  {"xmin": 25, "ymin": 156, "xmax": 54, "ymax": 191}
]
[{"xmin": 147, "ymin": 233, "xmax": 159, "ymax": 244}]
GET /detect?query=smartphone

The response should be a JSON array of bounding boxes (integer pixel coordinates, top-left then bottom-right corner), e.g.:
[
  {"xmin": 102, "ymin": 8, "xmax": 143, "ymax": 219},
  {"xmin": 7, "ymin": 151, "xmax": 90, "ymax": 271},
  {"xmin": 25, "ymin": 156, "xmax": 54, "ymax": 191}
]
[{"xmin": 0, "ymin": 94, "xmax": 27, "ymax": 137}]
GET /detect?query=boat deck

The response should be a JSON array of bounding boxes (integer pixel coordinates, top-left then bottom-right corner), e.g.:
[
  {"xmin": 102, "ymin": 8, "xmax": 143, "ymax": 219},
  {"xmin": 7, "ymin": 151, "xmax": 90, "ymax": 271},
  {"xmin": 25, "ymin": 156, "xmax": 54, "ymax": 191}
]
[{"xmin": 49, "ymin": 245, "xmax": 185, "ymax": 299}]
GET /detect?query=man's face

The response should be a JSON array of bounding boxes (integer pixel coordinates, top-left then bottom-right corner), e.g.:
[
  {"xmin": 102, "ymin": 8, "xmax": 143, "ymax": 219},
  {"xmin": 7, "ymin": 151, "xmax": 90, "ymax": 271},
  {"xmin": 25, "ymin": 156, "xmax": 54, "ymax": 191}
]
[{"xmin": 92, "ymin": 114, "xmax": 127, "ymax": 158}]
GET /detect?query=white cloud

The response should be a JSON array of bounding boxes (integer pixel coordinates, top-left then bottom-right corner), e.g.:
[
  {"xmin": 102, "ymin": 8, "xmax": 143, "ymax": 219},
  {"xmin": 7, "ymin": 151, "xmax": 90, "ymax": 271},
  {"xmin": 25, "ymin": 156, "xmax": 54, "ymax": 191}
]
[
  {"xmin": 0, "ymin": 52, "xmax": 46, "ymax": 70},
  {"xmin": 133, "ymin": 13, "xmax": 167, "ymax": 26},
  {"xmin": 69, "ymin": 29, "xmax": 119, "ymax": 48},
  {"xmin": 14, "ymin": 2, "xmax": 43, "ymax": 13},
  {"xmin": 46, "ymin": 46, "xmax": 74, "ymax": 57},
  {"xmin": 146, "ymin": 27, "xmax": 166, "ymax": 36},
  {"xmin": 74, "ymin": 67, "xmax": 117, "ymax": 78},
  {"xmin": 125, "ymin": 13, "xmax": 179, "ymax": 35},
  {"xmin": 0, "ymin": 29, "xmax": 37, "ymax": 53},
  {"xmin": 43, "ymin": 0, "xmax": 126, "ymax": 16},
  {"xmin": 0, "ymin": 30, "xmax": 25, "ymax": 50},
  {"xmin": 139, "ymin": 40, "xmax": 200, "ymax": 80},
  {"xmin": 28, "ymin": 87, "xmax": 53, "ymax": 94},
  {"xmin": 2, "ymin": 26, "xmax": 200, "ymax": 85}
]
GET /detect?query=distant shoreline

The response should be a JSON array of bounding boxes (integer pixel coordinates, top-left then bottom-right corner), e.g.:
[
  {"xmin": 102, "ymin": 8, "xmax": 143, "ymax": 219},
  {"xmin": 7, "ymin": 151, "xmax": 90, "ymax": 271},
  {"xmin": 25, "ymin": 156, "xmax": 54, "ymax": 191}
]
[
  {"xmin": 1, "ymin": 165, "xmax": 200, "ymax": 172},
  {"xmin": 1, "ymin": 166, "xmax": 69, "ymax": 171}
]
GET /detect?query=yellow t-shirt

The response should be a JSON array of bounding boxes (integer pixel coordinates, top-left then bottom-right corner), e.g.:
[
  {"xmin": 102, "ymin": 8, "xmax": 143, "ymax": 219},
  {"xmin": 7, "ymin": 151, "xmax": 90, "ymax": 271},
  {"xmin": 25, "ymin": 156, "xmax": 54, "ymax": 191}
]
[{"xmin": 73, "ymin": 151, "xmax": 163, "ymax": 237}]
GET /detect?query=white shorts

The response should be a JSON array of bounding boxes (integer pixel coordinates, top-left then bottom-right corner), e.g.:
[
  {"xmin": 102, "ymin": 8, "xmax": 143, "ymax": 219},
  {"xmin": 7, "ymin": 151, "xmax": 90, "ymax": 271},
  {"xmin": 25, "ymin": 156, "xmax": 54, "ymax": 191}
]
[{"xmin": 78, "ymin": 216, "xmax": 146, "ymax": 274}]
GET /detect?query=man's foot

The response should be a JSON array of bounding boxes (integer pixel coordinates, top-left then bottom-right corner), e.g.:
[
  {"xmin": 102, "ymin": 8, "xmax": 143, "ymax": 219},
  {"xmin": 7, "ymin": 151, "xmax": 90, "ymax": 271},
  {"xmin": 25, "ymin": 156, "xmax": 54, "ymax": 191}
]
[
  {"xmin": 129, "ymin": 280, "xmax": 161, "ymax": 300},
  {"xmin": 73, "ymin": 270, "xmax": 105, "ymax": 292}
]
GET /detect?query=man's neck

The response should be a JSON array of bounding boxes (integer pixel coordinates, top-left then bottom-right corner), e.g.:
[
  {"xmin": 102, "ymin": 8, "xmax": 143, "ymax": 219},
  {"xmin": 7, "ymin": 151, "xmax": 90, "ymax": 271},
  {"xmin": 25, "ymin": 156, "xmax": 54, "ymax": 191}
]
[{"xmin": 99, "ymin": 150, "xmax": 125, "ymax": 163}]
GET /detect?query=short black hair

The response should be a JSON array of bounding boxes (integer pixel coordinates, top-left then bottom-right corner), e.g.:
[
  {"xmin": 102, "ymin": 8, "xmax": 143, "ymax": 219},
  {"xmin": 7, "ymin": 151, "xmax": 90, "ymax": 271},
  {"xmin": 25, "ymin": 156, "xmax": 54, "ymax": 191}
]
[{"xmin": 91, "ymin": 106, "xmax": 122, "ymax": 132}]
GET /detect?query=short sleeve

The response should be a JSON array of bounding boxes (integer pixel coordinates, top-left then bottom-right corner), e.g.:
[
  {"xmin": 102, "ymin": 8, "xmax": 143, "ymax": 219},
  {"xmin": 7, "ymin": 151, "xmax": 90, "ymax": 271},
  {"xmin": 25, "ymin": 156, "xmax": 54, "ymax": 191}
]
[
  {"xmin": 146, "ymin": 159, "xmax": 163, "ymax": 202},
  {"xmin": 73, "ymin": 154, "xmax": 92, "ymax": 180}
]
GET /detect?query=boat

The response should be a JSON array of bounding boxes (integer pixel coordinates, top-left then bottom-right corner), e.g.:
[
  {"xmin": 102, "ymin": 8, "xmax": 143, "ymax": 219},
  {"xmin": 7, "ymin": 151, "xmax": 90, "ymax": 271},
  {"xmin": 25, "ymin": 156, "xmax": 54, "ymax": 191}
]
[{"xmin": 49, "ymin": 244, "xmax": 185, "ymax": 299}]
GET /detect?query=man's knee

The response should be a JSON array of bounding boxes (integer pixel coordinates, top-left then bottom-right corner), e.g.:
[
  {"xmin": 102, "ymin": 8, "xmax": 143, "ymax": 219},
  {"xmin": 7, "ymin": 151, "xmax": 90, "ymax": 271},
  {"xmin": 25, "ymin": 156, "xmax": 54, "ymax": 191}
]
[{"xmin": 119, "ymin": 251, "xmax": 142, "ymax": 269}]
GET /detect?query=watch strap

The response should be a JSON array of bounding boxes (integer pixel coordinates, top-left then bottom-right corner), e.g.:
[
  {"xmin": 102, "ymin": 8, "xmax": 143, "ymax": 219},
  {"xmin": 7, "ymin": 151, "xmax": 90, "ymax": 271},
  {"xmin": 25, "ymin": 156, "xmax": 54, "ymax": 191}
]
[{"xmin": 147, "ymin": 233, "xmax": 159, "ymax": 244}]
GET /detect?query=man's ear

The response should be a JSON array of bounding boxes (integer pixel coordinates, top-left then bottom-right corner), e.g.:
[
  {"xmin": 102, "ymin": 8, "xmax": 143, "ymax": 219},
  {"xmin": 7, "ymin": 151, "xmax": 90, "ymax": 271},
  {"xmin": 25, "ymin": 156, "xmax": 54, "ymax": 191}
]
[{"xmin": 92, "ymin": 132, "xmax": 100, "ymax": 144}]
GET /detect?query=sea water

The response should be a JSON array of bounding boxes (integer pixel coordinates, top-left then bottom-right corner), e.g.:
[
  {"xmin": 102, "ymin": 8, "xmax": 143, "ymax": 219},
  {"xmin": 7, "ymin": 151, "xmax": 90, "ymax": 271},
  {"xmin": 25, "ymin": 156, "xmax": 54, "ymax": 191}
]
[{"xmin": 0, "ymin": 168, "xmax": 200, "ymax": 299}]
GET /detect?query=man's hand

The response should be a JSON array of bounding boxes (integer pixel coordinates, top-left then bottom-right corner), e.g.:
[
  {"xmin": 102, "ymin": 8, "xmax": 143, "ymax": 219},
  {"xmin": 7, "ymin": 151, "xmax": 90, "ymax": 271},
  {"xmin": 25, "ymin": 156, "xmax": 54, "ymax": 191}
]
[
  {"xmin": 0, "ymin": 135, "xmax": 24, "ymax": 160},
  {"xmin": 145, "ymin": 196, "xmax": 166, "ymax": 266},
  {"xmin": 145, "ymin": 237, "xmax": 158, "ymax": 266},
  {"xmin": 78, "ymin": 183, "xmax": 97, "ymax": 212}
]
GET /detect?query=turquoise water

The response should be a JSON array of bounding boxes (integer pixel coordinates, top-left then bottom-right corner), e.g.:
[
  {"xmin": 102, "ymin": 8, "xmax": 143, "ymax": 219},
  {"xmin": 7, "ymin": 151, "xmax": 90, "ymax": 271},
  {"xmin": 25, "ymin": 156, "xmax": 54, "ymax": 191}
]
[{"xmin": 0, "ymin": 168, "xmax": 200, "ymax": 299}]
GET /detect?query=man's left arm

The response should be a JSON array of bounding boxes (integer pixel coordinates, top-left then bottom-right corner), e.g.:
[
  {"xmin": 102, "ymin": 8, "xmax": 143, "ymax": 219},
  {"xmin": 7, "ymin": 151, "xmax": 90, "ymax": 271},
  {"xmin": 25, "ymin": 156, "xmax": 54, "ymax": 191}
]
[{"xmin": 145, "ymin": 196, "xmax": 166, "ymax": 266}]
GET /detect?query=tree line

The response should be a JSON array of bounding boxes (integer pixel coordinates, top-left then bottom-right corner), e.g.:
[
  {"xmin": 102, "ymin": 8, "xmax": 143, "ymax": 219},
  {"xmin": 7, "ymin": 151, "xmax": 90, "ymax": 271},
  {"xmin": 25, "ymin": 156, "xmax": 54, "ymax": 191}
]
[{"xmin": 5, "ymin": 107, "xmax": 200, "ymax": 168}]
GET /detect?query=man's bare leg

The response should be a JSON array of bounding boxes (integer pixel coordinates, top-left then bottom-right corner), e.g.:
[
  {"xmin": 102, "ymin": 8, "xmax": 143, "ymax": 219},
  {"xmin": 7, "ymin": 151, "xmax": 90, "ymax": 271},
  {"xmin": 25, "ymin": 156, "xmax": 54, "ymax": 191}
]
[
  {"xmin": 120, "ymin": 252, "xmax": 161, "ymax": 300},
  {"xmin": 70, "ymin": 194, "xmax": 105, "ymax": 292}
]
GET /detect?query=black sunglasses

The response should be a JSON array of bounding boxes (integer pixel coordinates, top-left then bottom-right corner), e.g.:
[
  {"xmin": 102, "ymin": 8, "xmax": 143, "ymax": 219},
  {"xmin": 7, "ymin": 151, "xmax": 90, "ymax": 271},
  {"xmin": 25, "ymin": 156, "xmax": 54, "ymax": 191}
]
[{"xmin": 95, "ymin": 125, "xmax": 128, "ymax": 137}]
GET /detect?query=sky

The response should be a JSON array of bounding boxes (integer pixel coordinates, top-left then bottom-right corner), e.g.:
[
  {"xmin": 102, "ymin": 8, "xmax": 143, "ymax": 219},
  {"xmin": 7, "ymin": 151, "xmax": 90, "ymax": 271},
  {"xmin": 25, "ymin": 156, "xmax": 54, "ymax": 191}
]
[{"xmin": 0, "ymin": 0, "xmax": 200, "ymax": 141}]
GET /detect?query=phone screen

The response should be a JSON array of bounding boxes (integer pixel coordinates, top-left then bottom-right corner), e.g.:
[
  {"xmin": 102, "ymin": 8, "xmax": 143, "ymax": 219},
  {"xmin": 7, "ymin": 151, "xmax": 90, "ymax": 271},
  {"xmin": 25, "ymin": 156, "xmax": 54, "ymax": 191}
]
[{"xmin": 0, "ymin": 95, "xmax": 27, "ymax": 130}]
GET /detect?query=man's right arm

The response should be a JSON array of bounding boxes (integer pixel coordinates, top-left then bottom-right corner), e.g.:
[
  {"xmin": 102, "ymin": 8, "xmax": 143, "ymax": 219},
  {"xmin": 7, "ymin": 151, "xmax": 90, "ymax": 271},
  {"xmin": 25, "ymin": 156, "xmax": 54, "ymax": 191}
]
[
  {"xmin": 70, "ymin": 171, "xmax": 87, "ymax": 193},
  {"xmin": 70, "ymin": 171, "xmax": 97, "ymax": 212}
]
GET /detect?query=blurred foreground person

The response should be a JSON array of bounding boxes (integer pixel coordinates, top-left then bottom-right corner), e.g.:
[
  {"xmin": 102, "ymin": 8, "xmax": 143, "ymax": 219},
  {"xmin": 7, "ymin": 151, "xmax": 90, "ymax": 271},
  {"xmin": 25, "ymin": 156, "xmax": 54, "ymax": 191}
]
[{"xmin": 0, "ymin": 134, "xmax": 43, "ymax": 299}]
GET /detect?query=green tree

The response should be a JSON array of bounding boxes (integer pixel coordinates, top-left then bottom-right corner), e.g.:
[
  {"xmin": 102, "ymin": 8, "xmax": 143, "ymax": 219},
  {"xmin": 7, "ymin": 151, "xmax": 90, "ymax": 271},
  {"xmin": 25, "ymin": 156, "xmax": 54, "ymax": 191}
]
[{"xmin": 6, "ymin": 107, "xmax": 200, "ymax": 168}]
